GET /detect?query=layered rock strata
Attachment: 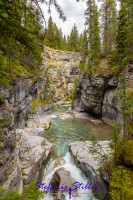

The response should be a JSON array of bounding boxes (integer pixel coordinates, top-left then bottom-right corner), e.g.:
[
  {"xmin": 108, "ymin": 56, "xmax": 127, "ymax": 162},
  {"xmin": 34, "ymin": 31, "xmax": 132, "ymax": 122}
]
[
  {"xmin": 72, "ymin": 64, "xmax": 133, "ymax": 126},
  {"xmin": 41, "ymin": 46, "xmax": 82, "ymax": 101}
]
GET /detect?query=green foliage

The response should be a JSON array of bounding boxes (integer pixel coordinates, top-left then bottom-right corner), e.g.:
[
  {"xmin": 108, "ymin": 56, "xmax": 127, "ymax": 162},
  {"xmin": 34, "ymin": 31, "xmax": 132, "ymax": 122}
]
[
  {"xmin": 99, "ymin": 0, "xmax": 117, "ymax": 54},
  {"xmin": 44, "ymin": 18, "xmax": 86, "ymax": 53},
  {"xmin": 80, "ymin": 60, "xmax": 86, "ymax": 72},
  {"xmin": 22, "ymin": 182, "xmax": 46, "ymax": 200},
  {"xmin": 44, "ymin": 17, "xmax": 69, "ymax": 51},
  {"xmin": 0, "ymin": 96, "xmax": 4, "ymax": 103},
  {"xmin": 31, "ymin": 99, "xmax": 52, "ymax": 112},
  {"xmin": 85, "ymin": 0, "xmax": 101, "ymax": 57},
  {"xmin": 113, "ymin": 1, "xmax": 133, "ymax": 73},
  {"xmin": 0, "ymin": 182, "xmax": 46, "ymax": 200},
  {"xmin": 110, "ymin": 166, "xmax": 132, "ymax": 200},
  {"xmin": 124, "ymin": 139, "xmax": 133, "ymax": 166},
  {"xmin": 84, "ymin": 0, "xmax": 101, "ymax": 72},
  {"xmin": 0, "ymin": 0, "xmax": 44, "ymax": 87},
  {"xmin": 65, "ymin": 91, "xmax": 74, "ymax": 101},
  {"xmin": 67, "ymin": 24, "xmax": 79, "ymax": 52},
  {"xmin": 74, "ymin": 76, "xmax": 79, "ymax": 91},
  {"xmin": 0, "ymin": 119, "xmax": 12, "ymax": 128},
  {"xmin": 117, "ymin": 74, "xmax": 133, "ymax": 137}
]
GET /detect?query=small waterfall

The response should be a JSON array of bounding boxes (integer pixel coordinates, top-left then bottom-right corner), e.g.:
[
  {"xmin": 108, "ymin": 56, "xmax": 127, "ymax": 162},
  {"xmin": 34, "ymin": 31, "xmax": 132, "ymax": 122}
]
[
  {"xmin": 42, "ymin": 152, "xmax": 98, "ymax": 200},
  {"xmin": 39, "ymin": 105, "xmax": 111, "ymax": 200}
]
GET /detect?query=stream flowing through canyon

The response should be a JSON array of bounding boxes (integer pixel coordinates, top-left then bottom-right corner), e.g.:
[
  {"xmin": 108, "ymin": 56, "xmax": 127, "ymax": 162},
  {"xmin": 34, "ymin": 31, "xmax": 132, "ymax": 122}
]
[{"xmin": 39, "ymin": 105, "xmax": 112, "ymax": 200}]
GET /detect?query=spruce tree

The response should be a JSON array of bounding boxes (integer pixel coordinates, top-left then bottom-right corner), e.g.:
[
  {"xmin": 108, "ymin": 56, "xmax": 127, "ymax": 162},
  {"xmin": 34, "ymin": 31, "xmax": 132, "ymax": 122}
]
[
  {"xmin": 85, "ymin": 0, "xmax": 100, "ymax": 62},
  {"xmin": 44, "ymin": 16, "xmax": 55, "ymax": 48},
  {"xmin": 100, "ymin": 0, "xmax": 117, "ymax": 53},
  {"xmin": 114, "ymin": 1, "xmax": 130, "ymax": 71}
]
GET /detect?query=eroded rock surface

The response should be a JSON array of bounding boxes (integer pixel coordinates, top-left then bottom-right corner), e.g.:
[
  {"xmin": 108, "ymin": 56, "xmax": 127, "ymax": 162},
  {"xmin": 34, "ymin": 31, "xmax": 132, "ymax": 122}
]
[
  {"xmin": 72, "ymin": 65, "xmax": 133, "ymax": 126},
  {"xmin": 69, "ymin": 141, "xmax": 112, "ymax": 200},
  {"xmin": 41, "ymin": 46, "xmax": 82, "ymax": 101},
  {"xmin": 0, "ymin": 129, "xmax": 52, "ymax": 192}
]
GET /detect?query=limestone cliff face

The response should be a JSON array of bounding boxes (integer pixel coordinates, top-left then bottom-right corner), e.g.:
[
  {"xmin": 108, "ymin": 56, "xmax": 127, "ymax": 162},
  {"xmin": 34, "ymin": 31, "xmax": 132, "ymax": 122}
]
[
  {"xmin": 72, "ymin": 64, "xmax": 133, "ymax": 126},
  {"xmin": 40, "ymin": 46, "xmax": 82, "ymax": 101}
]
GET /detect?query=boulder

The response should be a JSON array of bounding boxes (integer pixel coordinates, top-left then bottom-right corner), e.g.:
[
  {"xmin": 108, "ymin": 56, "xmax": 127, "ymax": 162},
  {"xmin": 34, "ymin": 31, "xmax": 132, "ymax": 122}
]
[
  {"xmin": 54, "ymin": 157, "xmax": 66, "ymax": 168},
  {"xmin": 69, "ymin": 141, "xmax": 112, "ymax": 200},
  {"xmin": 16, "ymin": 129, "xmax": 53, "ymax": 186},
  {"xmin": 26, "ymin": 115, "xmax": 51, "ymax": 130},
  {"xmin": 50, "ymin": 167, "xmax": 76, "ymax": 200}
]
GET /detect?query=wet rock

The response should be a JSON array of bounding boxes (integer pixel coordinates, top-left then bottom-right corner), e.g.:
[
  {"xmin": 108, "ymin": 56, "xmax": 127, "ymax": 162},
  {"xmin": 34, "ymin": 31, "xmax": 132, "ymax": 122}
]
[
  {"xmin": 73, "ymin": 111, "xmax": 94, "ymax": 120},
  {"xmin": 54, "ymin": 157, "xmax": 66, "ymax": 168},
  {"xmin": 50, "ymin": 167, "xmax": 76, "ymax": 200},
  {"xmin": 69, "ymin": 141, "xmax": 112, "ymax": 200}
]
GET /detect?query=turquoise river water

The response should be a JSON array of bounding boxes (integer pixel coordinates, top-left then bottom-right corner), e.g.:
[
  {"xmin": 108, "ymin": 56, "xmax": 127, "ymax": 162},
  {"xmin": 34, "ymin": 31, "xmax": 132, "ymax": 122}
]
[{"xmin": 39, "ymin": 105, "xmax": 112, "ymax": 200}]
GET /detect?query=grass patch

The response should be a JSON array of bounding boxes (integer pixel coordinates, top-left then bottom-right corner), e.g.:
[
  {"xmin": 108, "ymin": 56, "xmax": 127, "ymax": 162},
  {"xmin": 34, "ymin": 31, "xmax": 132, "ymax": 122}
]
[
  {"xmin": 93, "ymin": 58, "xmax": 112, "ymax": 75},
  {"xmin": 31, "ymin": 99, "xmax": 52, "ymax": 112},
  {"xmin": 0, "ymin": 119, "xmax": 12, "ymax": 127},
  {"xmin": 64, "ymin": 92, "xmax": 74, "ymax": 101}
]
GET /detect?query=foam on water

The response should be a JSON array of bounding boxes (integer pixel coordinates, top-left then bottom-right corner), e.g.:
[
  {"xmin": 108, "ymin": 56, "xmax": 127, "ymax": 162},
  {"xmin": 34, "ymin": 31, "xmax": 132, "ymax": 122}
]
[{"xmin": 42, "ymin": 152, "xmax": 98, "ymax": 200}]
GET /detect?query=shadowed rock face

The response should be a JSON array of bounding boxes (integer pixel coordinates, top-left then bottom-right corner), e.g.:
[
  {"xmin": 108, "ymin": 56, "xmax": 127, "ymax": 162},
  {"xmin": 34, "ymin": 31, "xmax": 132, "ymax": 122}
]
[
  {"xmin": 69, "ymin": 141, "xmax": 112, "ymax": 200},
  {"xmin": 72, "ymin": 65, "xmax": 133, "ymax": 126}
]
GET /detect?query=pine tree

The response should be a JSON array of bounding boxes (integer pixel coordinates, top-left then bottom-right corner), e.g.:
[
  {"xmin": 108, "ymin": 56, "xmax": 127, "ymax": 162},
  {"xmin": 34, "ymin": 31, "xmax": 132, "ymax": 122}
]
[
  {"xmin": 44, "ymin": 16, "xmax": 55, "ymax": 48},
  {"xmin": 85, "ymin": 0, "xmax": 101, "ymax": 63},
  {"xmin": 82, "ymin": 30, "xmax": 89, "ymax": 58},
  {"xmin": 67, "ymin": 24, "xmax": 79, "ymax": 52},
  {"xmin": 0, "ymin": 0, "xmax": 44, "ymax": 86},
  {"xmin": 100, "ymin": 0, "xmax": 117, "ymax": 53}
]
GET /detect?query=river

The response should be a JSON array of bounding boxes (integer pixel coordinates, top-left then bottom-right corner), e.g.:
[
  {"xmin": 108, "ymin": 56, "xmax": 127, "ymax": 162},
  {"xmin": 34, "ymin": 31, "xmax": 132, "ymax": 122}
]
[{"xmin": 39, "ymin": 105, "xmax": 112, "ymax": 200}]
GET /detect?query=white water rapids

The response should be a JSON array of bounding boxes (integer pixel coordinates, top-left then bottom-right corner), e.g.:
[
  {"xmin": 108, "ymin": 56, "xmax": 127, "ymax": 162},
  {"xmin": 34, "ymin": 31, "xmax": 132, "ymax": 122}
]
[{"xmin": 41, "ymin": 152, "xmax": 98, "ymax": 200}]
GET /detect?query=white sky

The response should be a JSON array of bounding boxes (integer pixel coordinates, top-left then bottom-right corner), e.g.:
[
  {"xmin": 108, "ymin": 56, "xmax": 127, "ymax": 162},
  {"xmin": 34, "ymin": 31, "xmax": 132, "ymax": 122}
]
[
  {"xmin": 40, "ymin": 0, "xmax": 86, "ymax": 36},
  {"xmin": 40, "ymin": 0, "xmax": 120, "ymax": 36}
]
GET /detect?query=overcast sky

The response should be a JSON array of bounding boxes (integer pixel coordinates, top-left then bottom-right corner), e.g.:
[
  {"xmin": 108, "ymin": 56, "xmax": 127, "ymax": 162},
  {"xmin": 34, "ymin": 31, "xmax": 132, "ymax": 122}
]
[
  {"xmin": 40, "ymin": 0, "xmax": 87, "ymax": 36},
  {"xmin": 40, "ymin": 0, "xmax": 120, "ymax": 36}
]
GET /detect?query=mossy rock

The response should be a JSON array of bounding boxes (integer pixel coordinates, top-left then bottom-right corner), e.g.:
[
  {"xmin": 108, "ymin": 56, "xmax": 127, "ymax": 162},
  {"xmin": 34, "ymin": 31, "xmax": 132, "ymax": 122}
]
[
  {"xmin": 31, "ymin": 99, "xmax": 52, "ymax": 113},
  {"xmin": 0, "ymin": 119, "xmax": 12, "ymax": 128}
]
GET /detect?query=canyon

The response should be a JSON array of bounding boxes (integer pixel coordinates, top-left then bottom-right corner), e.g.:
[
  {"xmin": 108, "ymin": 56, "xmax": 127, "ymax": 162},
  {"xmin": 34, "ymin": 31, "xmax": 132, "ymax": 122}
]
[{"xmin": 0, "ymin": 46, "xmax": 133, "ymax": 199}]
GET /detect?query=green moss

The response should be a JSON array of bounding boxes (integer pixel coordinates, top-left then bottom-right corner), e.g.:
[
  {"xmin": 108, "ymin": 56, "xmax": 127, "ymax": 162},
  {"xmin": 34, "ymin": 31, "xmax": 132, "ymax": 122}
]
[
  {"xmin": 80, "ymin": 60, "xmax": 85, "ymax": 72},
  {"xmin": 0, "ymin": 119, "xmax": 12, "ymax": 127},
  {"xmin": 0, "ymin": 96, "xmax": 4, "ymax": 103},
  {"xmin": 64, "ymin": 92, "xmax": 74, "ymax": 101},
  {"xmin": 31, "ymin": 99, "xmax": 52, "ymax": 112},
  {"xmin": 74, "ymin": 76, "xmax": 78, "ymax": 91}
]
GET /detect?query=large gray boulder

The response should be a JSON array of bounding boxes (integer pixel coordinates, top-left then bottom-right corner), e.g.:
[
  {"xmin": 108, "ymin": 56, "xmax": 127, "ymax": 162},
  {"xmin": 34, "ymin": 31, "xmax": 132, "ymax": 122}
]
[
  {"xmin": 1, "ymin": 129, "xmax": 52, "ymax": 192},
  {"xmin": 69, "ymin": 141, "xmax": 112, "ymax": 200},
  {"xmin": 16, "ymin": 129, "xmax": 52, "ymax": 186}
]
